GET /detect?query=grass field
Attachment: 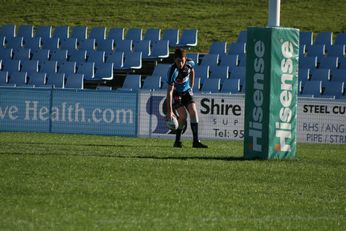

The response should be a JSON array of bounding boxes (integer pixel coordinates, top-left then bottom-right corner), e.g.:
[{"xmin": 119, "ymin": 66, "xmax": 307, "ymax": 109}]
[
  {"xmin": 0, "ymin": 132, "xmax": 345, "ymax": 230},
  {"xmin": 0, "ymin": 0, "xmax": 345, "ymax": 51}
]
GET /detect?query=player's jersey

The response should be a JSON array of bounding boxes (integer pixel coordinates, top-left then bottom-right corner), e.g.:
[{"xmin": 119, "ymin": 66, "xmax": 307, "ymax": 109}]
[{"xmin": 167, "ymin": 59, "xmax": 195, "ymax": 93}]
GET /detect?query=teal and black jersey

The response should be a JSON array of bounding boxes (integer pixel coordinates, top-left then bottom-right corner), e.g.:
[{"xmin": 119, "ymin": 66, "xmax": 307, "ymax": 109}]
[{"xmin": 167, "ymin": 59, "xmax": 195, "ymax": 93}]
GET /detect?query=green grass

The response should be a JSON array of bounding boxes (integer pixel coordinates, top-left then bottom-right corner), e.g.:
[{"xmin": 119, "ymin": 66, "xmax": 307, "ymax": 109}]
[
  {"xmin": 0, "ymin": 132, "xmax": 345, "ymax": 230},
  {"xmin": 0, "ymin": 0, "xmax": 345, "ymax": 51}
]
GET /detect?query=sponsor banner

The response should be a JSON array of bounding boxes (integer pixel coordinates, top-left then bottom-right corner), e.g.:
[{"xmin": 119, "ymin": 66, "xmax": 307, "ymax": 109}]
[
  {"xmin": 138, "ymin": 91, "xmax": 244, "ymax": 140},
  {"xmin": 0, "ymin": 88, "xmax": 51, "ymax": 132},
  {"xmin": 298, "ymin": 99, "xmax": 346, "ymax": 144},
  {"xmin": 0, "ymin": 88, "xmax": 138, "ymax": 136},
  {"xmin": 244, "ymin": 27, "xmax": 299, "ymax": 159}
]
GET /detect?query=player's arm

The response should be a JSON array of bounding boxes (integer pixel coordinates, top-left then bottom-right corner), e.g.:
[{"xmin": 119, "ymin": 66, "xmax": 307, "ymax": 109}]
[{"xmin": 166, "ymin": 84, "xmax": 174, "ymax": 120}]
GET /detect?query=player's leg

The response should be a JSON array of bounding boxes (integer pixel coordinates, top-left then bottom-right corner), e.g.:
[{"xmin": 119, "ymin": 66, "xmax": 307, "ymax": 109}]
[
  {"xmin": 187, "ymin": 102, "xmax": 208, "ymax": 148},
  {"xmin": 173, "ymin": 106, "xmax": 187, "ymax": 148}
]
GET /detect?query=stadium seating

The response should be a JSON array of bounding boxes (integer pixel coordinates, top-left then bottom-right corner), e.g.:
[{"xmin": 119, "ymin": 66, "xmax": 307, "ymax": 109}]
[
  {"xmin": 228, "ymin": 42, "xmax": 246, "ymax": 55},
  {"xmin": 106, "ymin": 52, "xmax": 124, "ymax": 70},
  {"xmin": 209, "ymin": 65, "xmax": 229, "ymax": 81},
  {"xmin": 71, "ymin": 26, "xmax": 87, "ymax": 40},
  {"xmin": 23, "ymin": 37, "xmax": 42, "ymax": 49},
  {"xmin": 60, "ymin": 38, "xmax": 78, "ymax": 50},
  {"xmin": 327, "ymin": 44, "xmax": 345, "ymax": 57},
  {"xmin": 53, "ymin": 26, "xmax": 69, "ymax": 39},
  {"xmin": 314, "ymin": 31, "xmax": 333, "ymax": 46},
  {"xmin": 0, "ymin": 24, "xmax": 16, "ymax": 37},
  {"xmin": 87, "ymin": 50, "xmax": 105, "ymax": 64},
  {"xmin": 0, "ymin": 71, "xmax": 9, "ymax": 85},
  {"xmin": 209, "ymin": 41, "xmax": 227, "ymax": 54},
  {"xmin": 236, "ymin": 30, "xmax": 247, "ymax": 43},
  {"xmin": 35, "ymin": 26, "xmax": 52, "ymax": 38},
  {"xmin": 31, "ymin": 48, "xmax": 50, "ymax": 61},
  {"xmin": 306, "ymin": 44, "xmax": 325, "ymax": 57},
  {"xmin": 68, "ymin": 49, "xmax": 87, "ymax": 63},
  {"xmin": 300, "ymin": 80, "xmax": 322, "ymax": 97},
  {"xmin": 334, "ymin": 32, "xmax": 346, "ymax": 45},
  {"xmin": 145, "ymin": 40, "xmax": 169, "ymax": 61},
  {"xmin": 108, "ymin": 27, "xmax": 124, "ymax": 41},
  {"xmin": 96, "ymin": 39, "xmax": 115, "ymax": 54},
  {"xmin": 133, "ymin": 40, "xmax": 151, "ymax": 58},
  {"xmin": 6, "ymin": 36, "xmax": 24, "ymax": 48},
  {"xmin": 125, "ymin": 28, "xmax": 143, "ymax": 41},
  {"xmin": 318, "ymin": 56, "xmax": 339, "ymax": 69},
  {"xmin": 122, "ymin": 52, "xmax": 142, "ymax": 70},
  {"xmin": 200, "ymin": 78, "xmax": 221, "ymax": 93},
  {"xmin": 0, "ymin": 47, "xmax": 13, "ymax": 60},
  {"xmin": 115, "ymin": 39, "xmax": 133, "ymax": 53},
  {"xmin": 177, "ymin": 29, "xmax": 198, "ymax": 48},
  {"xmin": 41, "ymin": 37, "xmax": 60, "ymax": 50},
  {"xmin": 58, "ymin": 61, "xmax": 76, "ymax": 74},
  {"xmin": 300, "ymin": 31, "xmax": 313, "ymax": 46},
  {"xmin": 162, "ymin": 29, "xmax": 179, "ymax": 48},
  {"xmin": 219, "ymin": 53, "xmax": 238, "ymax": 68},
  {"xmin": 89, "ymin": 27, "xmax": 106, "ymax": 41},
  {"xmin": 12, "ymin": 48, "xmax": 31, "ymax": 60},
  {"xmin": 120, "ymin": 74, "xmax": 142, "ymax": 91},
  {"xmin": 39, "ymin": 60, "xmax": 58, "ymax": 73},
  {"xmin": 194, "ymin": 65, "xmax": 210, "ymax": 82},
  {"xmin": 77, "ymin": 62, "xmax": 95, "ymax": 80},
  {"xmin": 142, "ymin": 76, "xmax": 162, "ymax": 90},
  {"xmin": 144, "ymin": 28, "xmax": 161, "ymax": 42},
  {"xmin": 50, "ymin": 49, "xmax": 68, "ymax": 62},
  {"xmin": 21, "ymin": 60, "xmax": 39, "ymax": 72},
  {"xmin": 310, "ymin": 69, "xmax": 330, "ymax": 82},
  {"xmin": 94, "ymin": 63, "xmax": 114, "ymax": 81},
  {"xmin": 220, "ymin": 78, "xmax": 241, "ymax": 94},
  {"xmin": 323, "ymin": 81, "xmax": 344, "ymax": 98},
  {"xmin": 8, "ymin": 71, "xmax": 27, "ymax": 86},
  {"xmin": 200, "ymin": 54, "xmax": 219, "ymax": 67},
  {"xmin": 46, "ymin": 72, "xmax": 65, "ymax": 88},
  {"xmin": 2, "ymin": 59, "xmax": 21, "ymax": 72},
  {"xmin": 64, "ymin": 73, "xmax": 84, "ymax": 89},
  {"xmin": 27, "ymin": 72, "xmax": 47, "ymax": 87},
  {"xmin": 151, "ymin": 63, "xmax": 171, "ymax": 77},
  {"xmin": 78, "ymin": 38, "xmax": 96, "ymax": 51},
  {"xmin": 186, "ymin": 53, "xmax": 199, "ymax": 65},
  {"xmin": 331, "ymin": 69, "xmax": 346, "ymax": 82},
  {"xmin": 300, "ymin": 56, "xmax": 318, "ymax": 69}
]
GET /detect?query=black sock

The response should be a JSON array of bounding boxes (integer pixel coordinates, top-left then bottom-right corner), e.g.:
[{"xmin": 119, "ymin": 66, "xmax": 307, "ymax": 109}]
[
  {"xmin": 175, "ymin": 129, "xmax": 182, "ymax": 142},
  {"xmin": 191, "ymin": 122, "xmax": 199, "ymax": 142}
]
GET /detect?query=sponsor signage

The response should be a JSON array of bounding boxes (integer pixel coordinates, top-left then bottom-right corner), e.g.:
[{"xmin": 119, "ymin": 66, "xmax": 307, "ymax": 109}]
[{"xmin": 244, "ymin": 27, "xmax": 299, "ymax": 159}]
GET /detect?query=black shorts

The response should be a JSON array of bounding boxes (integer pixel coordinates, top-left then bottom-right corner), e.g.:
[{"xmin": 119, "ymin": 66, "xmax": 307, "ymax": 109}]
[{"xmin": 173, "ymin": 89, "xmax": 195, "ymax": 109}]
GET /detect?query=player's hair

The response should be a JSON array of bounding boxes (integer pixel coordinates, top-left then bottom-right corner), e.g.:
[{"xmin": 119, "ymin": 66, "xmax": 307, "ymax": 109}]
[{"xmin": 174, "ymin": 48, "xmax": 186, "ymax": 59}]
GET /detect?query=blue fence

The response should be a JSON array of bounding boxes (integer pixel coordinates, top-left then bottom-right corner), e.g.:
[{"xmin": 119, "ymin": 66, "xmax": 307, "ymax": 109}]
[{"xmin": 0, "ymin": 88, "xmax": 138, "ymax": 136}]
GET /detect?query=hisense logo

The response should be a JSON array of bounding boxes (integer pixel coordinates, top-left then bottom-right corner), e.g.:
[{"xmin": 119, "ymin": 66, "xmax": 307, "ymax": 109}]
[
  {"xmin": 275, "ymin": 41, "xmax": 294, "ymax": 152},
  {"xmin": 249, "ymin": 40, "xmax": 265, "ymax": 152}
]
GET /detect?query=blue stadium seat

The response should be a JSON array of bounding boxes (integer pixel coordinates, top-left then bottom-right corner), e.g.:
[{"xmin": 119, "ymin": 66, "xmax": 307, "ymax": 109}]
[
  {"xmin": 0, "ymin": 47, "xmax": 13, "ymax": 60},
  {"xmin": 334, "ymin": 32, "xmax": 346, "ymax": 45},
  {"xmin": 323, "ymin": 81, "xmax": 344, "ymax": 98},
  {"xmin": 299, "ymin": 56, "xmax": 318, "ymax": 69},
  {"xmin": 125, "ymin": 28, "xmax": 143, "ymax": 41},
  {"xmin": 194, "ymin": 65, "xmax": 210, "ymax": 82},
  {"xmin": 142, "ymin": 75, "xmax": 161, "ymax": 90},
  {"xmin": 41, "ymin": 37, "xmax": 60, "ymax": 50},
  {"xmin": 12, "ymin": 48, "xmax": 31, "ymax": 60},
  {"xmin": 0, "ymin": 35, "xmax": 5, "ymax": 47},
  {"xmin": 200, "ymin": 54, "xmax": 219, "ymax": 67},
  {"xmin": 230, "ymin": 66, "xmax": 246, "ymax": 80},
  {"xmin": 144, "ymin": 28, "xmax": 161, "ymax": 42},
  {"xmin": 27, "ymin": 72, "xmax": 47, "ymax": 87},
  {"xmin": 115, "ymin": 39, "xmax": 133, "ymax": 54},
  {"xmin": 220, "ymin": 78, "xmax": 241, "ymax": 94},
  {"xmin": 89, "ymin": 27, "xmax": 106, "ymax": 41},
  {"xmin": 186, "ymin": 53, "xmax": 199, "ymax": 65},
  {"xmin": 94, "ymin": 63, "xmax": 113, "ymax": 81},
  {"xmin": 2, "ymin": 59, "xmax": 21, "ymax": 72},
  {"xmin": 331, "ymin": 69, "xmax": 346, "ymax": 82},
  {"xmin": 106, "ymin": 52, "xmax": 124, "ymax": 70},
  {"xmin": 162, "ymin": 29, "xmax": 179, "ymax": 48},
  {"xmin": 298, "ymin": 68, "xmax": 310, "ymax": 83},
  {"xmin": 21, "ymin": 60, "xmax": 39, "ymax": 73},
  {"xmin": 35, "ymin": 25, "xmax": 52, "ymax": 38},
  {"xmin": 71, "ymin": 26, "xmax": 87, "ymax": 40},
  {"xmin": 108, "ymin": 28, "xmax": 124, "ymax": 42},
  {"xmin": 192, "ymin": 77, "xmax": 201, "ymax": 92},
  {"xmin": 17, "ymin": 25, "xmax": 34, "ymax": 38},
  {"xmin": 87, "ymin": 50, "xmax": 105, "ymax": 64},
  {"xmin": 237, "ymin": 53, "xmax": 246, "ymax": 67},
  {"xmin": 209, "ymin": 41, "xmax": 227, "ymax": 54},
  {"xmin": 338, "ymin": 56, "xmax": 346, "ymax": 69},
  {"xmin": 58, "ymin": 61, "xmax": 76, "ymax": 74},
  {"xmin": 133, "ymin": 40, "xmax": 151, "ymax": 58},
  {"xmin": 0, "ymin": 71, "xmax": 9, "ymax": 85},
  {"xmin": 39, "ymin": 60, "xmax": 58, "ymax": 73},
  {"xmin": 310, "ymin": 69, "xmax": 330, "ymax": 82},
  {"xmin": 201, "ymin": 78, "xmax": 220, "ymax": 93},
  {"xmin": 6, "ymin": 36, "xmax": 24, "ymax": 48},
  {"xmin": 300, "ymin": 31, "xmax": 313, "ymax": 46},
  {"xmin": 121, "ymin": 74, "xmax": 141, "ymax": 91},
  {"xmin": 46, "ymin": 73, "xmax": 65, "ymax": 88},
  {"xmin": 151, "ymin": 63, "xmax": 171, "ymax": 77},
  {"xmin": 145, "ymin": 40, "xmax": 169, "ymax": 61},
  {"xmin": 53, "ymin": 25, "xmax": 69, "ymax": 39},
  {"xmin": 23, "ymin": 37, "xmax": 42, "ymax": 49},
  {"xmin": 64, "ymin": 73, "xmax": 84, "ymax": 89},
  {"xmin": 327, "ymin": 44, "xmax": 345, "ymax": 57},
  {"xmin": 236, "ymin": 30, "xmax": 247, "ymax": 43},
  {"xmin": 60, "ymin": 38, "xmax": 77, "ymax": 50},
  {"xmin": 209, "ymin": 65, "xmax": 229, "ymax": 81},
  {"xmin": 306, "ymin": 44, "xmax": 325, "ymax": 57},
  {"xmin": 300, "ymin": 80, "xmax": 322, "ymax": 97},
  {"xmin": 228, "ymin": 42, "xmax": 246, "ymax": 55},
  {"xmin": 78, "ymin": 38, "xmax": 96, "ymax": 51},
  {"xmin": 77, "ymin": 62, "xmax": 95, "ymax": 80},
  {"xmin": 32, "ymin": 48, "xmax": 50, "ymax": 61},
  {"xmin": 96, "ymin": 39, "xmax": 115, "ymax": 54},
  {"xmin": 314, "ymin": 32, "xmax": 333, "ymax": 46},
  {"xmin": 0, "ymin": 24, "xmax": 16, "ymax": 37},
  {"xmin": 122, "ymin": 52, "xmax": 142, "ymax": 70},
  {"xmin": 68, "ymin": 49, "xmax": 87, "ymax": 63},
  {"xmin": 8, "ymin": 71, "xmax": 27, "ymax": 86},
  {"xmin": 178, "ymin": 29, "xmax": 198, "ymax": 47},
  {"xmin": 219, "ymin": 54, "xmax": 238, "ymax": 68},
  {"xmin": 50, "ymin": 49, "xmax": 68, "ymax": 62},
  {"xmin": 318, "ymin": 56, "xmax": 339, "ymax": 69}
]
